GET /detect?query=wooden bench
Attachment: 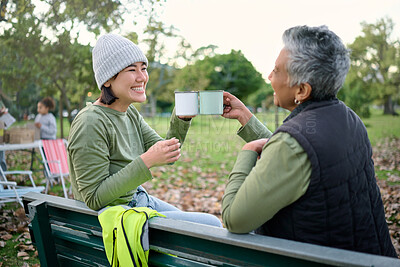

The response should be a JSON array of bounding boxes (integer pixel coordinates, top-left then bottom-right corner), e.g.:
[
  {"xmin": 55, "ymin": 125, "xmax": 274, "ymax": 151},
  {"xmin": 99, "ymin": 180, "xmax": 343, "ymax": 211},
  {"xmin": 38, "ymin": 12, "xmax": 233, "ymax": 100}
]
[{"xmin": 22, "ymin": 192, "xmax": 400, "ymax": 267}]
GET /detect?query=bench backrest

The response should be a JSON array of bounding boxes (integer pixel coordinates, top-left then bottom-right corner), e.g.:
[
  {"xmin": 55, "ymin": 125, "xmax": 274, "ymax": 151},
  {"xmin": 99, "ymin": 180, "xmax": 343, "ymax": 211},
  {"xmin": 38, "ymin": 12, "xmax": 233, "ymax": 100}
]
[{"xmin": 23, "ymin": 192, "xmax": 400, "ymax": 267}]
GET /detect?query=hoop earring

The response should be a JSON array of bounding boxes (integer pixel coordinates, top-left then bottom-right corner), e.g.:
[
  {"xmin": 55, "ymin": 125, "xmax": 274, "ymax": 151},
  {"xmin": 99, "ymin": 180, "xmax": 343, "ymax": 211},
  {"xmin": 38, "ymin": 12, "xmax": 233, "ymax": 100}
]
[{"xmin": 294, "ymin": 99, "xmax": 301, "ymax": 105}]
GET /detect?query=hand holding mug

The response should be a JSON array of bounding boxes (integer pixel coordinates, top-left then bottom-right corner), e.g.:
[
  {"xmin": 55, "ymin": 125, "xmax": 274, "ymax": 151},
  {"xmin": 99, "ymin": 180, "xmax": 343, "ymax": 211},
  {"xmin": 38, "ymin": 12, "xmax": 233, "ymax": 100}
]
[
  {"xmin": 178, "ymin": 115, "xmax": 196, "ymax": 121},
  {"xmin": 221, "ymin": 91, "xmax": 253, "ymax": 126},
  {"xmin": 140, "ymin": 138, "xmax": 181, "ymax": 168}
]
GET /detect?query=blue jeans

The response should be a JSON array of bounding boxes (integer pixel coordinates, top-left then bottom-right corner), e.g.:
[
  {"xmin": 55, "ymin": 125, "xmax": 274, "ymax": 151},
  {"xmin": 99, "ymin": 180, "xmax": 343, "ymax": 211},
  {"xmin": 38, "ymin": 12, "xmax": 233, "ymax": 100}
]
[{"xmin": 129, "ymin": 185, "xmax": 222, "ymax": 228}]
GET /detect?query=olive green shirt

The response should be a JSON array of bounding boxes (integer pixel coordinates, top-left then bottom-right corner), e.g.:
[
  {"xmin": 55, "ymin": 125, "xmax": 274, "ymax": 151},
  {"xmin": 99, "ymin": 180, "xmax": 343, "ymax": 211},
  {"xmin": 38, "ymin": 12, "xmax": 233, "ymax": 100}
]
[
  {"xmin": 68, "ymin": 104, "xmax": 191, "ymax": 210},
  {"xmin": 222, "ymin": 115, "xmax": 312, "ymax": 233}
]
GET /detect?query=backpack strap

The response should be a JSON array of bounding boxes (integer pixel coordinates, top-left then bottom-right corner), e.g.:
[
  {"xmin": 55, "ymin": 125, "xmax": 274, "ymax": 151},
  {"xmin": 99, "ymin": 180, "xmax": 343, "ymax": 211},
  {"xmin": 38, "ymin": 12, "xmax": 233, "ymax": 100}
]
[
  {"xmin": 121, "ymin": 209, "xmax": 139, "ymax": 267},
  {"xmin": 111, "ymin": 227, "xmax": 119, "ymax": 267}
]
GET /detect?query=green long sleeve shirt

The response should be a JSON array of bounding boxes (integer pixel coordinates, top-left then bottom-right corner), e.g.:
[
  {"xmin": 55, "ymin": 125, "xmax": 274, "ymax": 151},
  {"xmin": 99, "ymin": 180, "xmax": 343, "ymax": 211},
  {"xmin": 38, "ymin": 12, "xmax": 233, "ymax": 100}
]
[
  {"xmin": 222, "ymin": 115, "xmax": 312, "ymax": 233},
  {"xmin": 67, "ymin": 104, "xmax": 191, "ymax": 210}
]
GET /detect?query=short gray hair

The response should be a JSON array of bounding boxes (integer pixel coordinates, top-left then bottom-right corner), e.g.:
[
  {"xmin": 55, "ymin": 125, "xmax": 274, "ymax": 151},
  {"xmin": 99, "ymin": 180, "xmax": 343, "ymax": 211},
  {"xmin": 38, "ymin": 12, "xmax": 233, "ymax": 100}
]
[{"xmin": 282, "ymin": 25, "xmax": 350, "ymax": 100}]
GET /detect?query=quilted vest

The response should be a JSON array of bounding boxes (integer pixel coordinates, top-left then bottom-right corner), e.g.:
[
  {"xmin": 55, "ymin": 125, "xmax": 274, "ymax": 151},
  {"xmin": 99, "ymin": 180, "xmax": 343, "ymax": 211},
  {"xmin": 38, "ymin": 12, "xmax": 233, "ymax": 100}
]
[{"xmin": 256, "ymin": 99, "xmax": 397, "ymax": 257}]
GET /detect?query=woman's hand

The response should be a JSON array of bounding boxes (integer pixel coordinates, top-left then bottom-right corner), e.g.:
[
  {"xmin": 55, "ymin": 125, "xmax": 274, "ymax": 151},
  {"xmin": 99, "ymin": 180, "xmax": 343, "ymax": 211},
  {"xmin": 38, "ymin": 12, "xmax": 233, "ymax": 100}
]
[
  {"xmin": 242, "ymin": 138, "xmax": 269, "ymax": 155},
  {"xmin": 221, "ymin": 91, "xmax": 253, "ymax": 126},
  {"xmin": 140, "ymin": 138, "xmax": 181, "ymax": 168},
  {"xmin": 177, "ymin": 115, "xmax": 196, "ymax": 121}
]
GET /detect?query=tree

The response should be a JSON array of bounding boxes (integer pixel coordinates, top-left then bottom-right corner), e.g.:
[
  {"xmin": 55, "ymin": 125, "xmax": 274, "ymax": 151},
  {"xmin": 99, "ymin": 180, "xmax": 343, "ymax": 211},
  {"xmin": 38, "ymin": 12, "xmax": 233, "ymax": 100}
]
[
  {"xmin": 347, "ymin": 17, "xmax": 400, "ymax": 115},
  {"xmin": 168, "ymin": 55, "xmax": 214, "ymax": 93},
  {"xmin": 141, "ymin": 16, "xmax": 178, "ymax": 116},
  {"xmin": 0, "ymin": 0, "xmax": 43, "ymax": 119},
  {"xmin": 338, "ymin": 68, "xmax": 372, "ymax": 118},
  {"xmin": 247, "ymin": 83, "xmax": 274, "ymax": 112},
  {"xmin": 0, "ymin": 0, "xmax": 166, "ymax": 136},
  {"xmin": 210, "ymin": 50, "xmax": 265, "ymax": 101},
  {"xmin": 172, "ymin": 50, "xmax": 265, "ymax": 102}
]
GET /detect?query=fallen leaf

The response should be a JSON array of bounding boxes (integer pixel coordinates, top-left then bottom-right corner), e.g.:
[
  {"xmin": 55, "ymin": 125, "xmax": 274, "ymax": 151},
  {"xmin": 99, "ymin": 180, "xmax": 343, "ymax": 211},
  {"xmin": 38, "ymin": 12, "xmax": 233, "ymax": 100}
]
[
  {"xmin": 1, "ymin": 233, "xmax": 13, "ymax": 241},
  {"xmin": 17, "ymin": 251, "xmax": 29, "ymax": 257}
]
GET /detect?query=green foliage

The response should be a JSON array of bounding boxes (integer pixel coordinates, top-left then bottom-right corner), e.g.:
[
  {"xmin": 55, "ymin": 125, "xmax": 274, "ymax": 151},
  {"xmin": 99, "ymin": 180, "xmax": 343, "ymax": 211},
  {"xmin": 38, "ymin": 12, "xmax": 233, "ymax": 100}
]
[
  {"xmin": 0, "ymin": 1, "xmax": 43, "ymax": 118},
  {"xmin": 247, "ymin": 83, "xmax": 274, "ymax": 109},
  {"xmin": 172, "ymin": 50, "xmax": 266, "ymax": 102},
  {"xmin": 169, "ymin": 57, "xmax": 214, "ymax": 92},
  {"xmin": 0, "ymin": 0, "xmax": 165, "ymax": 128},
  {"xmin": 347, "ymin": 17, "xmax": 400, "ymax": 115},
  {"xmin": 42, "ymin": 0, "xmax": 122, "ymax": 35},
  {"xmin": 209, "ymin": 50, "xmax": 265, "ymax": 101},
  {"xmin": 339, "ymin": 67, "xmax": 372, "ymax": 118}
]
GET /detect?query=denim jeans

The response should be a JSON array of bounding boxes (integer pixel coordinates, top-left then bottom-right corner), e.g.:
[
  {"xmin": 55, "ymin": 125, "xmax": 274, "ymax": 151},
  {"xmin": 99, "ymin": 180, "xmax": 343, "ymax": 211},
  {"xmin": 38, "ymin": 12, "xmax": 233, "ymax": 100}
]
[{"xmin": 129, "ymin": 185, "xmax": 222, "ymax": 227}]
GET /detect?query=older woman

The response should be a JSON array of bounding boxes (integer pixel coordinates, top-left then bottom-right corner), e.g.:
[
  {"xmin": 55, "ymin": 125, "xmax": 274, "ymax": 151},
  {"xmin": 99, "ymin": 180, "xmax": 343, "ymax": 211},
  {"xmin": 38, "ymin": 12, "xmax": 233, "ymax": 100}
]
[{"xmin": 221, "ymin": 25, "xmax": 397, "ymax": 257}]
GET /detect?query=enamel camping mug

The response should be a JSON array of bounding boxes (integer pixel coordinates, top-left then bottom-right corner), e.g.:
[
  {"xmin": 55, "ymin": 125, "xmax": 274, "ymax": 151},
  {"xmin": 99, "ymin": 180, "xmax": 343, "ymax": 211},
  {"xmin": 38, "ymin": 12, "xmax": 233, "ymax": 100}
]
[
  {"xmin": 175, "ymin": 91, "xmax": 199, "ymax": 116},
  {"xmin": 199, "ymin": 90, "xmax": 223, "ymax": 115}
]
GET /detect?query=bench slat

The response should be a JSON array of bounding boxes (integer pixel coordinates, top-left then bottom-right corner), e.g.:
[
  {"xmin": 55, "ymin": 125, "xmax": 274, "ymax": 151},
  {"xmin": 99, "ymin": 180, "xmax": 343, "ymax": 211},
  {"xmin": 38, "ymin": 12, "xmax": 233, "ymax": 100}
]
[
  {"xmin": 23, "ymin": 192, "xmax": 400, "ymax": 267},
  {"xmin": 150, "ymin": 227, "xmax": 324, "ymax": 267}
]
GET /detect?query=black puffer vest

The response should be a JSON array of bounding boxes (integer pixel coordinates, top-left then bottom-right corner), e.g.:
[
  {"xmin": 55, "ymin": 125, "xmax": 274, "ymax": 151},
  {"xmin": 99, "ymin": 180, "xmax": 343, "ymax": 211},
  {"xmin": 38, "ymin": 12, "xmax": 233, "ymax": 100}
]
[{"xmin": 255, "ymin": 99, "xmax": 397, "ymax": 257}]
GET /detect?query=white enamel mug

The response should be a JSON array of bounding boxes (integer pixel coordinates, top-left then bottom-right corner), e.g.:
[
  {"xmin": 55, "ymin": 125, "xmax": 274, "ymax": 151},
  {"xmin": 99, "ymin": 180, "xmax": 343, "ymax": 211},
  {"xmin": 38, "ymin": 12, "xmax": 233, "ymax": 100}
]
[{"xmin": 175, "ymin": 91, "xmax": 199, "ymax": 116}]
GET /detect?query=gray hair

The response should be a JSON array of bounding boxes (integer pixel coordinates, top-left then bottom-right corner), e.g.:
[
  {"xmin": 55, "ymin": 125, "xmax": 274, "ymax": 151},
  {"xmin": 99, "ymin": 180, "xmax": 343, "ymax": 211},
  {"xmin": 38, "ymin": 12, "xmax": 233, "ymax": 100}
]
[{"xmin": 282, "ymin": 25, "xmax": 350, "ymax": 100}]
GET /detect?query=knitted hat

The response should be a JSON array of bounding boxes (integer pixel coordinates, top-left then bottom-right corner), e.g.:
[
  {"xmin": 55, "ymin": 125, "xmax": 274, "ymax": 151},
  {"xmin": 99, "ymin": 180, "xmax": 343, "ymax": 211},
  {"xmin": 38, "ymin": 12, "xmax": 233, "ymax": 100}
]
[{"xmin": 92, "ymin": 34, "xmax": 148, "ymax": 90}]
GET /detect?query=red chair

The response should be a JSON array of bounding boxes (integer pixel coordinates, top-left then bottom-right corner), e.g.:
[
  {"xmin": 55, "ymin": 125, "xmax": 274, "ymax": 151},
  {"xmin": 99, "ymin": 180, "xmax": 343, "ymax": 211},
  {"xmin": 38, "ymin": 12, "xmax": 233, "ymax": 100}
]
[{"xmin": 40, "ymin": 139, "xmax": 69, "ymax": 198}]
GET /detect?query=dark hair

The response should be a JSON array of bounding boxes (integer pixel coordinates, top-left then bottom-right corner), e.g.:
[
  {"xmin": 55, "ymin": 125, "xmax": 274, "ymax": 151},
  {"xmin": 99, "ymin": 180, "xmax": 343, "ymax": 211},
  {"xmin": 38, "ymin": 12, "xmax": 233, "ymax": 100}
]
[
  {"xmin": 99, "ymin": 85, "xmax": 119, "ymax": 105},
  {"xmin": 99, "ymin": 73, "xmax": 119, "ymax": 105},
  {"xmin": 40, "ymin": 97, "xmax": 55, "ymax": 111}
]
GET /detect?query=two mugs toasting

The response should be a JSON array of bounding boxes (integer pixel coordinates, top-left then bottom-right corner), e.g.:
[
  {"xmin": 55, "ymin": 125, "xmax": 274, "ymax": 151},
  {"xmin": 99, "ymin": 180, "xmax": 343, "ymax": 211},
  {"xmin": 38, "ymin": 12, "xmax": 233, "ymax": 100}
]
[{"xmin": 175, "ymin": 90, "xmax": 223, "ymax": 116}]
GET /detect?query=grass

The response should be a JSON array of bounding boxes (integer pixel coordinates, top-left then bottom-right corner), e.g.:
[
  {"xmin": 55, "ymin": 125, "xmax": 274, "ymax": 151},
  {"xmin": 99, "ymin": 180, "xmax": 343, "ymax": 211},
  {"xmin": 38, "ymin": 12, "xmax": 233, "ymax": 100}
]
[
  {"xmin": 4, "ymin": 107, "xmax": 400, "ymax": 188},
  {"xmin": 362, "ymin": 108, "xmax": 400, "ymax": 146},
  {"xmin": 375, "ymin": 170, "xmax": 400, "ymax": 185},
  {"xmin": 53, "ymin": 108, "xmax": 400, "ymax": 185},
  {"xmin": 1, "ymin": 107, "xmax": 399, "ymax": 266},
  {"xmin": 0, "ymin": 231, "xmax": 39, "ymax": 267}
]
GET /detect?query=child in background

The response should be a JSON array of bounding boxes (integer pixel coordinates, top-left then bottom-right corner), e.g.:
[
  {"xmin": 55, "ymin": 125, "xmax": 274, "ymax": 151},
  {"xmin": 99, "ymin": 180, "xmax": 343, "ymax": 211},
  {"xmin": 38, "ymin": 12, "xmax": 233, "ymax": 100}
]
[{"xmin": 35, "ymin": 97, "xmax": 57, "ymax": 140}]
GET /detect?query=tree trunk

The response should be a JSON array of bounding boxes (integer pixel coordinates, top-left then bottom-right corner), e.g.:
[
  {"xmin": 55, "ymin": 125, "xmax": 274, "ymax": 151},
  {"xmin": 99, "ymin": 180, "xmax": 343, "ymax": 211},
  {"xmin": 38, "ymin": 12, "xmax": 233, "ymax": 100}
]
[
  {"xmin": 150, "ymin": 94, "xmax": 157, "ymax": 117},
  {"xmin": 383, "ymin": 95, "xmax": 397, "ymax": 115},
  {"xmin": 59, "ymin": 94, "xmax": 64, "ymax": 139}
]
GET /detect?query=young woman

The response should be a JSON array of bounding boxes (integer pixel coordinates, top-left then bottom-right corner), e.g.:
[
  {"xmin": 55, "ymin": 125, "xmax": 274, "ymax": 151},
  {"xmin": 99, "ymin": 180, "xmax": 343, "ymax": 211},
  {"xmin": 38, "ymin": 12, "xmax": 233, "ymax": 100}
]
[
  {"xmin": 35, "ymin": 97, "xmax": 57, "ymax": 140},
  {"xmin": 68, "ymin": 34, "xmax": 221, "ymax": 227}
]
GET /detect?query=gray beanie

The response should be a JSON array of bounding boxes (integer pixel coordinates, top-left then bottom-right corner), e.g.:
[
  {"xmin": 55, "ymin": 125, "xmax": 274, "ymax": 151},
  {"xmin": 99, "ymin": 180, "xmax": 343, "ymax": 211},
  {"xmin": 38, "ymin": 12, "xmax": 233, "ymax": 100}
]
[{"xmin": 92, "ymin": 34, "xmax": 148, "ymax": 90}]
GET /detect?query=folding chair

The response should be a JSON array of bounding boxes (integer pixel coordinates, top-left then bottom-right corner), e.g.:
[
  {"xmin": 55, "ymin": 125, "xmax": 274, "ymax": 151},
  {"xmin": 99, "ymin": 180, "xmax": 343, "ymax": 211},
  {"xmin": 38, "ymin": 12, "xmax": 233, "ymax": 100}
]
[
  {"xmin": 40, "ymin": 139, "xmax": 69, "ymax": 198},
  {"xmin": 0, "ymin": 166, "xmax": 45, "ymax": 207}
]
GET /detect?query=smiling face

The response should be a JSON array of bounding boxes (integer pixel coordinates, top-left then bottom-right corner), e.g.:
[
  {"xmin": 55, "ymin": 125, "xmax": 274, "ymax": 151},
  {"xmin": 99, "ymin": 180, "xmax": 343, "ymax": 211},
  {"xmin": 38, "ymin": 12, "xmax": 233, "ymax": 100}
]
[
  {"xmin": 268, "ymin": 49, "xmax": 299, "ymax": 111},
  {"xmin": 104, "ymin": 62, "xmax": 149, "ymax": 109}
]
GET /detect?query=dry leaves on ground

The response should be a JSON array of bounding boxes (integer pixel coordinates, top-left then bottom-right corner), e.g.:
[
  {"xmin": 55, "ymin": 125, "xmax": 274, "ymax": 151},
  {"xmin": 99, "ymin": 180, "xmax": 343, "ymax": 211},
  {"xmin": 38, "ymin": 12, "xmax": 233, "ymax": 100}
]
[
  {"xmin": 148, "ymin": 137, "xmax": 400, "ymax": 257},
  {"xmin": 0, "ymin": 206, "xmax": 38, "ymax": 266},
  {"xmin": 373, "ymin": 137, "xmax": 400, "ymax": 256},
  {"xmin": 1, "ymin": 137, "xmax": 399, "ymax": 264}
]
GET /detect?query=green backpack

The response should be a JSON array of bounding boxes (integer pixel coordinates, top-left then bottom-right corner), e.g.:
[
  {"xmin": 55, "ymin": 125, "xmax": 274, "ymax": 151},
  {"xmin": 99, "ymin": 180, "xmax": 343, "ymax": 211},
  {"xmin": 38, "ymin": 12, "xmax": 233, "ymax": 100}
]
[{"xmin": 98, "ymin": 205, "xmax": 165, "ymax": 267}]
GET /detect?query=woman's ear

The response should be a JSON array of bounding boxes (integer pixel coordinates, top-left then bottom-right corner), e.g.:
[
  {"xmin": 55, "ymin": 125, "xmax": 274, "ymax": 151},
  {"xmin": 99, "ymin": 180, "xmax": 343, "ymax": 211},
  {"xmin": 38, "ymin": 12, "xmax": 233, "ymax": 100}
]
[
  {"xmin": 104, "ymin": 80, "xmax": 111, "ymax": 87},
  {"xmin": 296, "ymin": 83, "xmax": 312, "ymax": 102}
]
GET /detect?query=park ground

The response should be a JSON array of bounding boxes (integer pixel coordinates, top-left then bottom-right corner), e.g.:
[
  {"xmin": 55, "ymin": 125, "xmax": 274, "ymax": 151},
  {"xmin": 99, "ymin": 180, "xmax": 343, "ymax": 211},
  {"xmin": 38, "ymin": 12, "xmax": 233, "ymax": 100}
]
[{"xmin": 0, "ymin": 108, "xmax": 399, "ymax": 266}]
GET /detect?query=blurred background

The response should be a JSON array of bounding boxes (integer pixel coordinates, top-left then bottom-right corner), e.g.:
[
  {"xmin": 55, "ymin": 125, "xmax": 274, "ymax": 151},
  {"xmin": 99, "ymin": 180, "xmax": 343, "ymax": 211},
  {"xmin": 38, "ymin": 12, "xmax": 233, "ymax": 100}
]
[
  {"xmin": 1, "ymin": 1, "xmax": 400, "ymax": 265},
  {"xmin": 0, "ymin": 0, "xmax": 399, "ymax": 139}
]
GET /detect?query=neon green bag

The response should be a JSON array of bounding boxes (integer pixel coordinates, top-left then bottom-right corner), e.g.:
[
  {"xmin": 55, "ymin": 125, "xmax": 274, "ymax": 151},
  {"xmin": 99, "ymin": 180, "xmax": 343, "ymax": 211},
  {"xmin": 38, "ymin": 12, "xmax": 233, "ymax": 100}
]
[{"xmin": 98, "ymin": 205, "xmax": 165, "ymax": 267}]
